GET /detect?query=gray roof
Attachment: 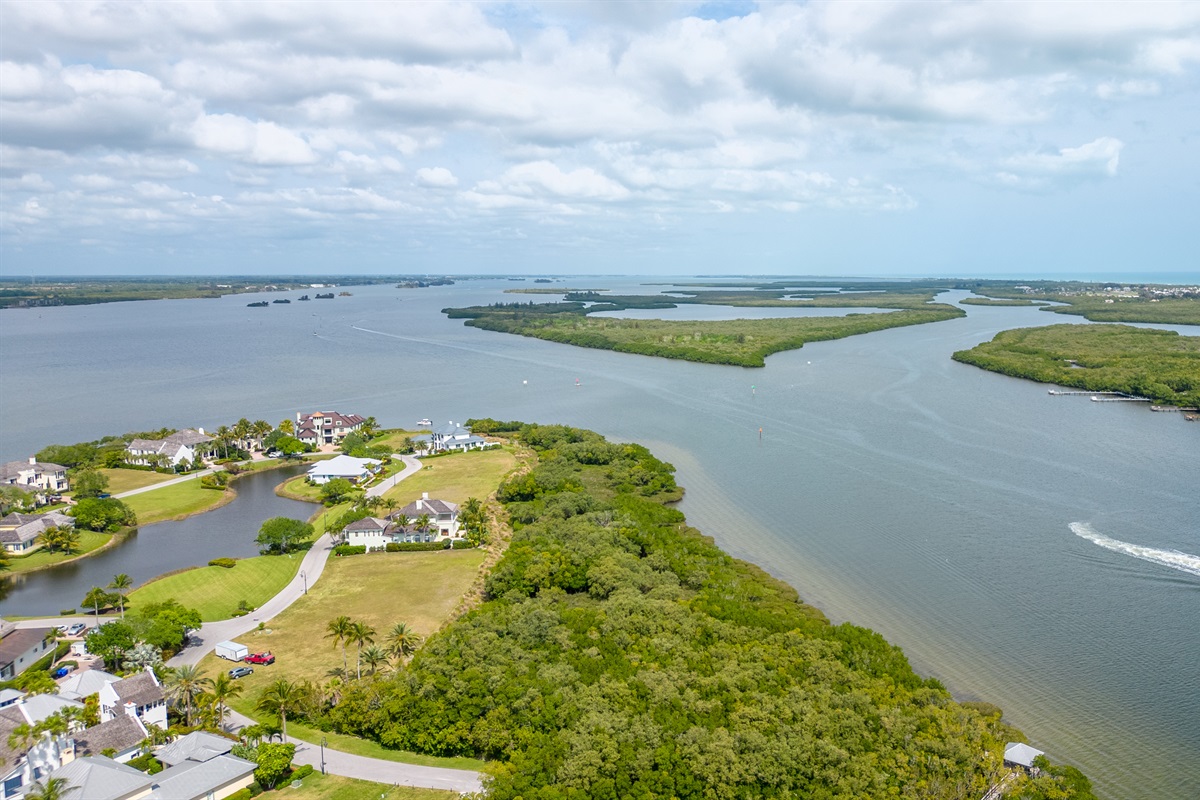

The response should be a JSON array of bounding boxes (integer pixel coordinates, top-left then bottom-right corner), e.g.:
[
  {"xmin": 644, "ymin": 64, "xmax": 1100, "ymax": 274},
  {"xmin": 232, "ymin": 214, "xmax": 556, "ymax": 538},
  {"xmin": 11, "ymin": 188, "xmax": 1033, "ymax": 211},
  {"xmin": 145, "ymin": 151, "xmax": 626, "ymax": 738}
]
[
  {"xmin": 393, "ymin": 497, "xmax": 458, "ymax": 518},
  {"xmin": 1004, "ymin": 741, "xmax": 1045, "ymax": 768},
  {"xmin": 149, "ymin": 753, "xmax": 256, "ymax": 800},
  {"xmin": 0, "ymin": 627, "xmax": 54, "ymax": 668},
  {"xmin": 13, "ymin": 693, "xmax": 84, "ymax": 725},
  {"xmin": 50, "ymin": 755, "xmax": 155, "ymax": 800},
  {"xmin": 128, "ymin": 429, "xmax": 212, "ymax": 456},
  {"xmin": 0, "ymin": 705, "xmax": 29, "ymax": 768},
  {"xmin": 0, "ymin": 460, "xmax": 66, "ymax": 481},
  {"xmin": 0, "ymin": 511, "xmax": 74, "ymax": 545},
  {"xmin": 432, "ymin": 422, "xmax": 471, "ymax": 437},
  {"xmin": 343, "ymin": 516, "xmax": 391, "ymax": 533},
  {"xmin": 58, "ymin": 668, "xmax": 120, "ymax": 701},
  {"xmin": 155, "ymin": 730, "xmax": 233, "ymax": 766},
  {"xmin": 75, "ymin": 714, "xmax": 149, "ymax": 757},
  {"xmin": 110, "ymin": 670, "xmax": 164, "ymax": 708}
]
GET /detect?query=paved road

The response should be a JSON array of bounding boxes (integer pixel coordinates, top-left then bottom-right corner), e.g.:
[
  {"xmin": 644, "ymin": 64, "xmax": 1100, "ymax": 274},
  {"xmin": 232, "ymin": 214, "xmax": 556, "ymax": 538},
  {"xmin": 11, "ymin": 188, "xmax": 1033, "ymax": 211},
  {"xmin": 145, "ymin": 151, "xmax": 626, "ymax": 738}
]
[
  {"xmin": 113, "ymin": 468, "xmax": 218, "ymax": 499},
  {"xmin": 224, "ymin": 709, "xmax": 484, "ymax": 794},
  {"xmin": 366, "ymin": 455, "xmax": 422, "ymax": 498}
]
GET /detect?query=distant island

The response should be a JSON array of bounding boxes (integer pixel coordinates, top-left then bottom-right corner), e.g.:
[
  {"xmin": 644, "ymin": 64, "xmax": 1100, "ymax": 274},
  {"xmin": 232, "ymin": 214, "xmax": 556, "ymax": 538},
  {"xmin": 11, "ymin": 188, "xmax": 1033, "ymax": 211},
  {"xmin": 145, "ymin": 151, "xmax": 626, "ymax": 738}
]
[{"xmin": 953, "ymin": 324, "xmax": 1200, "ymax": 409}]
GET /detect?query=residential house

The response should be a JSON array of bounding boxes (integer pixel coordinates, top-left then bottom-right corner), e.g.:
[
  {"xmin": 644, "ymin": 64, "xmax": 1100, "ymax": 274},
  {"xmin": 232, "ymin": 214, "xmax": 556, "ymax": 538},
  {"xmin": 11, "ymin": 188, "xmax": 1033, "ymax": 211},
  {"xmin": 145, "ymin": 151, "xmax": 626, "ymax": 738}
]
[
  {"xmin": 126, "ymin": 430, "xmax": 215, "ymax": 468},
  {"xmin": 412, "ymin": 422, "xmax": 491, "ymax": 454},
  {"xmin": 341, "ymin": 516, "xmax": 396, "ymax": 549},
  {"xmin": 1003, "ymin": 742, "xmax": 1046, "ymax": 773},
  {"xmin": 99, "ymin": 669, "xmax": 167, "ymax": 729},
  {"xmin": 306, "ymin": 454, "xmax": 381, "ymax": 485},
  {"xmin": 74, "ymin": 714, "xmax": 149, "ymax": 764},
  {"xmin": 295, "ymin": 411, "xmax": 365, "ymax": 446},
  {"xmin": 0, "ymin": 458, "xmax": 69, "ymax": 502},
  {"xmin": 0, "ymin": 620, "xmax": 56, "ymax": 681},
  {"xmin": 392, "ymin": 493, "xmax": 460, "ymax": 538},
  {"xmin": 0, "ymin": 690, "xmax": 23, "ymax": 709},
  {"xmin": 57, "ymin": 668, "xmax": 120, "ymax": 702},
  {"xmin": 40, "ymin": 756, "xmax": 153, "ymax": 800},
  {"xmin": 0, "ymin": 694, "xmax": 84, "ymax": 799},
  {"xmin": 0, "ymin": 511, "xmax": 74, "ymax": 554}
]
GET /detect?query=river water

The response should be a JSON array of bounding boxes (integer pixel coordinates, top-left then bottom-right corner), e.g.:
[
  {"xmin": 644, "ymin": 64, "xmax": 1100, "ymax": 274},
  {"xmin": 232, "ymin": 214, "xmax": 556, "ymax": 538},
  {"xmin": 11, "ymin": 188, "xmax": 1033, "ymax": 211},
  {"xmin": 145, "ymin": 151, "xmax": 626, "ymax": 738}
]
[{"xmin": 0, "ymin": 279, "xmax": 1196, "ymax": 799}]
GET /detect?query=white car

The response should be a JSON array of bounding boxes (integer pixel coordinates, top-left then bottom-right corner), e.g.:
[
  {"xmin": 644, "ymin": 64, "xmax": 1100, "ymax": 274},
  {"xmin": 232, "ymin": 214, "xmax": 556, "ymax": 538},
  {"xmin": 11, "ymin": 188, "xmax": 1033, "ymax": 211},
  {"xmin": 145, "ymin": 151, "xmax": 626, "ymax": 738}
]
[{"xmin": 59, "ymin": 622, "xmax": 86, "ymax": 637}]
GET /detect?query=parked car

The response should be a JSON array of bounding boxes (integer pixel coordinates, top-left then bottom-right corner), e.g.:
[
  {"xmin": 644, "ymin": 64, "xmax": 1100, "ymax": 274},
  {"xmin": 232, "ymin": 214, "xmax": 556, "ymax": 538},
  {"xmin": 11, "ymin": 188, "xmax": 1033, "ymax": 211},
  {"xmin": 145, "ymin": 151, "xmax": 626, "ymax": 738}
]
[
  {"xmin": 229, "ymin": 666, "xmax": 254, "ymax": 679},
  {"xmin": 64, "ymin": 622, "xmax": 86, "ymax": 636},
  {"xmin": 244, "ymin": 652, "xmax": 275, "ymax": 665},
  {"xmin": 267, "ymin": 450, "xmax": 282, "ymax": 458}
]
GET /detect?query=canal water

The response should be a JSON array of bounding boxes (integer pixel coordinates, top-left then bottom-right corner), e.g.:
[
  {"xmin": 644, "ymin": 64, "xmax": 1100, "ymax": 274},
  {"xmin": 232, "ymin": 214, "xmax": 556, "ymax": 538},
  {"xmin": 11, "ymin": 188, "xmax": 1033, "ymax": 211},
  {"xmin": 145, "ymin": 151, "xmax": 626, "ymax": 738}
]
[
  {"xmin": 0, "ymin": 465, "xmax": 316, "ymax": 614},
  {"xmin": 0, "ymin": 279, "xmax": 1196, "ymax": 799}
]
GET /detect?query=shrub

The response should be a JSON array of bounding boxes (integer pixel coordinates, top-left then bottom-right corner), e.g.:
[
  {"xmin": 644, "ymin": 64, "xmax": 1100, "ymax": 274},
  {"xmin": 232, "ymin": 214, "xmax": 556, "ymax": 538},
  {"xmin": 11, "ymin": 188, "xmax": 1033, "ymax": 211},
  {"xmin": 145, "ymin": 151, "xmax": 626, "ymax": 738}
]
[
  {"xmin": 291, "ymin": 764, "xmax": 314, "ymax": 780},
  {"xmin": 225, "ymin": 791, "xmax": 252, "ymax": 800},
  {"xmin": 333, "ymin": 544, "xmax": 366, "ymax": 556},
  {"xmin": 451, "ymin": 540, "xmax": 476, "ymax": 549},
  {"xmin": 208, "ymin": 557, "xmax": 237, "ymax": 568},
  {"xmin": 60, "ymin": 608, "xmax": 77, "ymax": 616},
  {"xmin": 385, "ymin": 541, "xmax": 450, "ymax": 552}
]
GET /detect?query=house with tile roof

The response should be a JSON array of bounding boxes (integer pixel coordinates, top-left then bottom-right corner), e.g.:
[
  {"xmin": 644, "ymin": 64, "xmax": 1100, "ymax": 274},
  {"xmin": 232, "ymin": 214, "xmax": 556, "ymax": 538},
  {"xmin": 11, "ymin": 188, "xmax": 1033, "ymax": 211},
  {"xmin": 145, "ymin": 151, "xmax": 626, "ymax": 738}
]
[
  {"xmin": 0, "ymin": 511, "xmax": 75, "ymax": 554},
  {"xmin": 0, "ymin": 458, "xmax": 69, "ymax": 496},
  {"xmin": 126, "ymin": 430, "xmax": 215, "ymax": 468},
  {"xmin": 295, "ymin": 411, "xmax": 365, "ymax": 446},
  {"xmin": 99, "ymin": 669, "xmax": 167, "ymax": 729}
]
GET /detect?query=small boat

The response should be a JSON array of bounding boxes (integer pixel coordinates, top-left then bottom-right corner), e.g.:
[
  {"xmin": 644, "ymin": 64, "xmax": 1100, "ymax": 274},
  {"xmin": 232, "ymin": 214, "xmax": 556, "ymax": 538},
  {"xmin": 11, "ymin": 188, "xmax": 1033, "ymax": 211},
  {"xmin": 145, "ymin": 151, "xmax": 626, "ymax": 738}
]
[
  {"xmin": 298, "ymin": 295, "xmax": 310, "ymax": 301},
  {"xmin": 272, "ymin": 298, "xmax": 291, "ymax": 304},
  {"xmin": 338, "ymin": 291, "xmax": 352, "ymax": 296},
  {"xmin": 246, "ymin": 301, "xmax": 269, "ymax": 307},
  {"xmin": 418, "ymin": 418, "xmax": 432, "ymax": 426},
  {"xmin": 315, "ymin": 292, "xmax": 334, "ymax": 299}
]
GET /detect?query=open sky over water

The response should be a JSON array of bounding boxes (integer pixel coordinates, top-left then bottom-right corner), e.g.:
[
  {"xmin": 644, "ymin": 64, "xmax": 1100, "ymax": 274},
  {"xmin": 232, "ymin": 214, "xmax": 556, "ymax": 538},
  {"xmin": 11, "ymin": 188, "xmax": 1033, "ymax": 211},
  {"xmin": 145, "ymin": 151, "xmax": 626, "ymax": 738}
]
[{"xmin": 2, "ymin": 1, "xmax": 1199, "ymax": 277}]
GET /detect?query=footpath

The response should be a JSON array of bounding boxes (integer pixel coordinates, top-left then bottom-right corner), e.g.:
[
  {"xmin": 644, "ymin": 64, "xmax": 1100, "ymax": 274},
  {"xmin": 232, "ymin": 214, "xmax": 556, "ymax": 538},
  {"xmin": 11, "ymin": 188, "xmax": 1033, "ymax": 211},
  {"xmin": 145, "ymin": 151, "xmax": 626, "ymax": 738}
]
[{"xmin": 20, "ymin": 453, "xmax": 483, "ymax": 794}]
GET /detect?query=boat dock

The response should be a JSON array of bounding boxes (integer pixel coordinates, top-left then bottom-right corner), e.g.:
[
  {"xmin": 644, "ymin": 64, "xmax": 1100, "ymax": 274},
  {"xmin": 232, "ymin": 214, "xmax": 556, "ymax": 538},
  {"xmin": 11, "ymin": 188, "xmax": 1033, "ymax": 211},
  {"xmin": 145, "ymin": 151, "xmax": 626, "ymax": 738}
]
[
  {"xmin": 1090, "ymin": 396, "xmax": 1150, "ymax": 402},
  {"xmin": 1048, "ymin": 390, "xmax": 1126, "ymax": 396}
]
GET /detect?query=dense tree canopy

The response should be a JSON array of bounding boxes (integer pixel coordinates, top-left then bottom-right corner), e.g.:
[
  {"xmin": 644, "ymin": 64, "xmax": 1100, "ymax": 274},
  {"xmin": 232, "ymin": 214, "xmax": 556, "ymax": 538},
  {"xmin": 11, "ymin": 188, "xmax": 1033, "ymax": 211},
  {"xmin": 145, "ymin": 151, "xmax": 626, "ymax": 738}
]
[
  {"xmin": 255, "ymin": 517, "xmax": 313, "ymax": 554},
  {"xmin": 69, "ymin": 497, "xmax": 136, "ymax": 531}
]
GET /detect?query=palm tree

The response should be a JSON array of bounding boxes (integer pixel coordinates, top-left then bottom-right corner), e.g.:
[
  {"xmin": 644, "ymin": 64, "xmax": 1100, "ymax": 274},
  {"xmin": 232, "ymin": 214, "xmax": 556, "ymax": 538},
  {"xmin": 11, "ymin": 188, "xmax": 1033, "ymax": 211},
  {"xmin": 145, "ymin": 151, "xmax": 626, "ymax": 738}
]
[
  {"xmin": 392, "ymin": 513, "xmax": 410, "ymax": 540},
  {"xmin": 255, "ymin": 679, "xmax": 301, "ymax": 739},
  {"xmin": 325, "ymin": 616, "xmax": 354, "ymax": 673},
  {"xmin": 20, "ymin": 777, "xmax": 77, "ymax": 800},
  {"xmin": 279, "ymin": 418, "xmax": 294, "ymax": 436},
  {"xmin": 360, "ymin": 645, "xmax": 388, "ymax": 676},
  {"xmin": 36, "ymin": 526, "xmax": 78, "ymax": 555},
  {"xmin": 415, "ymin": 513, "xmax": 432, "ymax": 542},
  {"xmin": 208, "ymin": 672, "xmax": 243, "ymax": 732},
  {"xmin": 107, "ymin": 573, "xmax": 133, "ymax": 619},
  {"xmin": 166, "ymin": 664, "xmax": 211, "ymax": 728},
  {"xmin": 252, "ymin": 420, "xmax": 273, "ymax": 451},
  {"xmin": 234, "ymin": 418, "xmax": 251, "ymax": 451},
  {"xmin": 7, "ymin": 722, "xmax": 37, "ymax": 753},
  {"xmin": 385, "ymin": 622, "xmax": 423, "ymax": 663},
  {"xmin": 82, "ymin": 586, "xmax": 109, "ymax": 617},
  {"xmin": 349, "ymin": 621, "xmax": 376, "ymax": 680},
  {"xmin": 215, "ymin": 426, "xmax": 232, "ymax": 459},
  {"xmin": 382, "ymin": 497, "xmax": 398, "ymax": 514}
]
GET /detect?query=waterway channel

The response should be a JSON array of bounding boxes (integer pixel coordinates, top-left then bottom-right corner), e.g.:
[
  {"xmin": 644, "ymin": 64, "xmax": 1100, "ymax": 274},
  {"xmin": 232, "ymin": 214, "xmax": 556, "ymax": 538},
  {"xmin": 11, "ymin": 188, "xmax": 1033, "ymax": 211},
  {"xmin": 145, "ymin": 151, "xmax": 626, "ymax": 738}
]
[{"xmin": 0, "ymin": 464, "xmax": 317, "ymax": 615}]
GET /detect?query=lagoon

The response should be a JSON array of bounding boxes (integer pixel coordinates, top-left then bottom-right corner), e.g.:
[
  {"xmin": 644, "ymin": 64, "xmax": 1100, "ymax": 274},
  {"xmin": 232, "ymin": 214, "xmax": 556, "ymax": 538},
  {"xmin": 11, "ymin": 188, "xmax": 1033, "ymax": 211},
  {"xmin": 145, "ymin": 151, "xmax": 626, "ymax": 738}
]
[{"xmin": 0, "ymin": 279, "xmax": 1197, "ymax": 799}]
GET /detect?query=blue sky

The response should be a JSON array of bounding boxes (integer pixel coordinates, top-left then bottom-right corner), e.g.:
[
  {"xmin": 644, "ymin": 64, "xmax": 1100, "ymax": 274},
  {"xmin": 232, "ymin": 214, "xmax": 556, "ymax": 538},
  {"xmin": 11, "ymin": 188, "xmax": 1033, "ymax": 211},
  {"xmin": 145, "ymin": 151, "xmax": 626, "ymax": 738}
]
[{"xmin": 1, "ymin": 1, "xmax": 1198, "ymax": 278}]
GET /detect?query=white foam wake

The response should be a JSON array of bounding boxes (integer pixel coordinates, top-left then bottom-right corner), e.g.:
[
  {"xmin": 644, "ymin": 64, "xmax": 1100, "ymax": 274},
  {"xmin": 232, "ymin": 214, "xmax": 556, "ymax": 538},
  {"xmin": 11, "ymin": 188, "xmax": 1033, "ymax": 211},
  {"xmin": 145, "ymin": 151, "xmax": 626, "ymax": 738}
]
[{"xmin": 1071, "ymin": 522, "xmax": 1200, "ymax": 578}]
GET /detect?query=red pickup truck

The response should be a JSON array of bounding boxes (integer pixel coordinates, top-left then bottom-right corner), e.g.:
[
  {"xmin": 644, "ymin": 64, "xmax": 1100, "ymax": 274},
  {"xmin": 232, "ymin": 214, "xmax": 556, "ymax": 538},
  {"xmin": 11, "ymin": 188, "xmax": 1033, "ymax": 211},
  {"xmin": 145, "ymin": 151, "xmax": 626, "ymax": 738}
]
[{"xmin": 244, "ymin": 652, "xmax": 275, "ymax": 665}]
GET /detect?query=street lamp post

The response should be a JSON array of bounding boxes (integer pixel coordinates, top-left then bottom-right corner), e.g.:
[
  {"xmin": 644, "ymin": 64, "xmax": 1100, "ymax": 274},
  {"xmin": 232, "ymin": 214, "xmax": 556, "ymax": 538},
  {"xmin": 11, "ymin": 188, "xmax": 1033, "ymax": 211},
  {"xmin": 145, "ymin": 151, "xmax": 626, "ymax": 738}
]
[
  {"xmin": 301, "ymin": 570, "xmax": 307, "ymax": 595},
  {"xmin": 320, "ymin": 736, "xmax": 326, "ymax": 775}
]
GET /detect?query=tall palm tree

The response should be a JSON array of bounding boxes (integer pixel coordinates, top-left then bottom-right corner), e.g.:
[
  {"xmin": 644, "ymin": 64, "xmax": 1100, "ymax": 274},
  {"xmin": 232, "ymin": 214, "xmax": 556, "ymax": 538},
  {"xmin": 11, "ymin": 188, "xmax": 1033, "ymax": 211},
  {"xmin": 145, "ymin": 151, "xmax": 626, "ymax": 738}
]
[
  {"xmin": 359, "ymin": 645, "xmax": 388, "ymax": 676},
  {"xmin": 349, "ymin": 621, "xmax": 376, "ymax": 680},
  {"xmin": 215, "ymin": 426, "xmax": 231, "ymax": 459},
  {"xmin": 382, "ymin": 497, "xmax": 398, "ymax": 514},
  {"xmin": 7, "ymin": 722, "xmax": 37, "ymax": 753},
  {"xmin": 208, "ymin": 672, "xmax": 243, "ymax": 732},
  {"xmin": 20, "ymin": 777, "xmax": 77, "ymax": 800},
  {"xmin": 385, "ymin": 622, "xmax": 423, "ymax": 663},
  {"xmin": 325, "ymin": 615, "xmax": 354, "ymax": 673},
  {"xmin": 107, "ymin": 574, "xmax": 133, "ymax": 619},
  {"xmin": 255, "ymin": 679, "xmax": 301, "ymax": 740},
  {"xmin": 415, "ymin": 513, "xmax": 432, "ymax": 542},
  {"xmin": 279, "ymin": 418, "xmax": 294, "ymax": 436},
  {"xmin": 253, "ymin": 420, "xmax": 273, "ymax": 450},
  {"xmin": 166, "ymin": 664, "xmax": 211, "ymax": 728},
  {"xmin": 234, "ymin": 418, "xmax": 252, "ymax": 451},
  {"xmin": 82, "ymin": 586, "xmax": 108, "ymax": 617},
  {"xmin": 392, "ymin": 513, "xmax": 410, "ymax": 540}
]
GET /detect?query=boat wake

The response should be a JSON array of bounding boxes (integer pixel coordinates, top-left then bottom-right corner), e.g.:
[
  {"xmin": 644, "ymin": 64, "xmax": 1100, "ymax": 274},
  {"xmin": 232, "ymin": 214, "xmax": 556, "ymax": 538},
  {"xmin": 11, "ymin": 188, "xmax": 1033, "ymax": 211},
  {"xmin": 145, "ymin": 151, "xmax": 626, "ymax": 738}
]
[{"xmin": 1071, "ymin": 522, "xmax": 1200, "ymax": 578}]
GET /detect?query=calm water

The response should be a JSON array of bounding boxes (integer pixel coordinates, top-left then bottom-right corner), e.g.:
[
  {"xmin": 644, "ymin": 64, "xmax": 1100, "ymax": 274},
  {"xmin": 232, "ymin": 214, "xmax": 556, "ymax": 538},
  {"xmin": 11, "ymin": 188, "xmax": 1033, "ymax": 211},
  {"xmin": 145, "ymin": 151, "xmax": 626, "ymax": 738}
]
[
  {"xmin": 0, "ymin": 465, "xmax": 316, "ymax": 614},
  {"xmin": 1, "ymin": 280, "xmax": 1197, "ymax": 799}
]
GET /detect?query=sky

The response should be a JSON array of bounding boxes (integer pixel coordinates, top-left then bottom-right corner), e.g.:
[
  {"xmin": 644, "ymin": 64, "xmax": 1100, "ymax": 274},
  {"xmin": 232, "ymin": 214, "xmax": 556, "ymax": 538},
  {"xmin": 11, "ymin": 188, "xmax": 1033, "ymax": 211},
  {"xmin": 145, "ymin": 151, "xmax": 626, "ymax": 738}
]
[{"xmin": 1, "ymin": 1, "xmax": 1199, "ymax": 278}]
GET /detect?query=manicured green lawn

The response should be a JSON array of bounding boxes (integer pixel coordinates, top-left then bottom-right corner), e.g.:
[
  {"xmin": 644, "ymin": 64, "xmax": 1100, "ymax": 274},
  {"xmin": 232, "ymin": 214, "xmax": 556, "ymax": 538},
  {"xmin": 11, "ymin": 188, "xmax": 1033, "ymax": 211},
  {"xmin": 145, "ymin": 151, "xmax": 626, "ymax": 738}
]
[
  {"xmin": 128, "ymin": 555, "xmax": 303, "ymax": 621},
  {"xmin": 201, "ymin": 550, "xmax": 486, "ymax": 771},
  {"xmin": 271, "ymin": 772, "xmax": 458, "ymax": 800},
  {"xmin": 383, "ymin": 448, "xmax": 517, "ymax": 505},
  {"xmin": 6, "ymin": 531, "xmax": 112, "ymax": 575},
  {"xmin": 123, "ymin": 478, "xmax": 230, "ymax": 525},
  {"xmin": 99, "ymin": 468, "xmax": 177, "ymax": 494},
  {"xmin": 277, "ymin": 475, "xmax": 323, "ymax": 503},
  {"xmin": 369, "ymin": 429, "xmax": 421, "ymax": 451}
]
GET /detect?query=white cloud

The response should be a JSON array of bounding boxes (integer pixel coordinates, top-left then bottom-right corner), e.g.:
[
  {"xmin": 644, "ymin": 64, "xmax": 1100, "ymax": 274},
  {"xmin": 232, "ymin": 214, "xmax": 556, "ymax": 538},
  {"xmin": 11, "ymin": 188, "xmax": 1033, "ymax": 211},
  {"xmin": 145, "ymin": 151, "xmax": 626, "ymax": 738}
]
[
  {"xmin": 190, "ymin": 113, "xmax": 317, "ymax": 165},
  {"xmin": 1008, "ymin": 137, "xmax": 1125, "ymax": 177},
  {"xmin": 415, "ymin": 167, "xmax": 459, "ymax": 188}
]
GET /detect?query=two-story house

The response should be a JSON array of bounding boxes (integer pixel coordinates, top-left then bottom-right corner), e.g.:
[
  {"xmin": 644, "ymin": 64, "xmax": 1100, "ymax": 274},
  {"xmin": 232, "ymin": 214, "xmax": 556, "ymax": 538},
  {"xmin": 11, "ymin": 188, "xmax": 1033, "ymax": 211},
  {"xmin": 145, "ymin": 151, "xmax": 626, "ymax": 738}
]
[
  {"xmin": 0, "ymin": 511, "xmax": 75, "ymax": 554},
  {"xmin": 126, "ymin": 429, "xmax": 215, "ymax": 468},
  {"xmin": 0, "ymin": 458, "xmax": 69, "ymax": 498},
  {"xmin": 295, "ymin": 411, "xmax": 365, "ymax": 446},
  {"xmin": 98, "ymin": 669, "xmax": 167, "ymax": 729}
]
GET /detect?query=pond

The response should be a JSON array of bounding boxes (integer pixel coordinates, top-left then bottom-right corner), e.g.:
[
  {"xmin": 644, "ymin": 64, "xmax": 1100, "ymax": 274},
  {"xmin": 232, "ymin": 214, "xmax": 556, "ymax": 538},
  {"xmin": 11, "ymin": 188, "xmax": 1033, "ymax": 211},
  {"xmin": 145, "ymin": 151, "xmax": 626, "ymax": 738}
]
[{"xmin": 0, "ymin": 464, "xmax": 318, "ymax": 616}]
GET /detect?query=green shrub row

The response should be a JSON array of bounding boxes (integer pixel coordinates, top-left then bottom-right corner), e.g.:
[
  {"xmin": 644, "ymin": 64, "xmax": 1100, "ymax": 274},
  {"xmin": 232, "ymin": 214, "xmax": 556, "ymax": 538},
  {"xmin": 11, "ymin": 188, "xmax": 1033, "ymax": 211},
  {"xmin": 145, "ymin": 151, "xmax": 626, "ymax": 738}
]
[{"xmin": 208, "ymin": 557, "xmax": 237, "ymax": 568}]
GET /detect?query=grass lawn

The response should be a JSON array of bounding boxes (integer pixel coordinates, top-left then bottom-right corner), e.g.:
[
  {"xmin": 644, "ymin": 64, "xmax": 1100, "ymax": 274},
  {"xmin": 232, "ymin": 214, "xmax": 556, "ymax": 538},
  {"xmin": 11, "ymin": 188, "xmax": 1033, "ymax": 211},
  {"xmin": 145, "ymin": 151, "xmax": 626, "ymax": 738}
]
[
  {"xmin": 100, "ymin": 468, "xmax": 177, "ymax": 494},
  {"xmin": 369, "ymin": 429, "xmax": 422, "ymax": 451},
  {"xmin": 127, "ymin": 555, "xmax": 303, "ymax": 621},
  {"xmin": 6, "ymin": 531, "xmax": 112, "ymax": 575},
  {"xmin": 278, "ymin": 475, "xmax": 323, "ymax": 504},
  {"xmin": 123, "ymin": 478, "xmax": 231, "ymax": 525},
  {"xmin": 270, "ymin": 772, "xmax": 458, "ymax": 800},
  {"xmin": 200, "ymin": 550, "xmax": 486, "ymax": 771},
  {"xmin": 383, "ymin": 448, "xmax": 517, "ymax": 505}
]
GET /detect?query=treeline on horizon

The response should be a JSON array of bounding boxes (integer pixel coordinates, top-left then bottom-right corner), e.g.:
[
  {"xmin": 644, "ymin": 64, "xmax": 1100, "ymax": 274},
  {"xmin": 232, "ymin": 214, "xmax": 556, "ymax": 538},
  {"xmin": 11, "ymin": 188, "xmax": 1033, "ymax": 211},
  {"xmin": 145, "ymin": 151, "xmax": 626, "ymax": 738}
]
[
  {"xmin": 952, "ymin": 324, "xmax": 1200, "ymax": 407},
  {"xmin": 292, "ymin": 422, "xmax": 1094, "ymax": 799}
]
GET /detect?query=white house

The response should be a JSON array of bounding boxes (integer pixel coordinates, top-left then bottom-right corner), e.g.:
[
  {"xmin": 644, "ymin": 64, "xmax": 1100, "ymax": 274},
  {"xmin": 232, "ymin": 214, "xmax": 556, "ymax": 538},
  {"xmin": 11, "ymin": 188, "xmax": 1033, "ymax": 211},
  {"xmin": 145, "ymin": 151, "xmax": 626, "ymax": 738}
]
[
  {"xmin": 392, "ymin": 493, "xmax": 460, "ymax": 537},
  {"xmin": 57, "ymin": 669, "xmax": 120, "ymax": 702},
  {"xmin": 0, "ymin": 458, "xmax": 69, "ymax": 496},
  {"xmin": 341, "ymin": 516, "xmax": 395, "ymax": 549},
  {"xmin": 99, "ymin": 669, "xmax": 167, "ymax": 730},
  {"xmin": 306, "ymin": 454, "xmax": 381, "ymax": 485},
  {"xmin": 412, "ymin": 422, "xmax": 492, "ymax": 455},
  {"xmin": 0, "ymin": 693, "xmax": 84, "ymax": 798},
  {"xmin": 0, "ymin": 621, "xmax": 56, "ymax": 680},
  {"xmin": 0, "ymin": 511, "xmax": 74, "ymax": 554},
  {"xmin": 126, "ymin": 429, "xmax": 215, "ymax": 468}
]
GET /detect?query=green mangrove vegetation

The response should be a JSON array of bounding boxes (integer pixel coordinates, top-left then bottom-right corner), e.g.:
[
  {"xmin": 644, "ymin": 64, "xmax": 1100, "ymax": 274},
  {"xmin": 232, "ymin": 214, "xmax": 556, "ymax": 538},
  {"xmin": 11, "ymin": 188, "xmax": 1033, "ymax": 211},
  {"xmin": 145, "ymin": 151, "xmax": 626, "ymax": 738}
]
[
  {"xmin": 294, "ymin": 423, "xmax": 1092, "ymax": 800},
  {"xmin": 952, "ymin": 324, "xmax": 1200, "ymax": 407},
  {"xmin": 954, "ymin": 280, "xmax": 1200, "ymax": 325},
  {"xmin": 445, "ymin": 284, "xmax": 965, "ymax": 366}
]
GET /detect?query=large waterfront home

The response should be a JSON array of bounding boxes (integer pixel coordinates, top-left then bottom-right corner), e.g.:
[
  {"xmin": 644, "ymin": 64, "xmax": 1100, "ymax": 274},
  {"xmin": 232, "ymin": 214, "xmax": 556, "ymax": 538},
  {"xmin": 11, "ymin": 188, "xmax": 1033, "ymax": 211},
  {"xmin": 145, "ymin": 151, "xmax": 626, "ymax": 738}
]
[
  {"xmin": 0, "ymin": 457, "xmax": 69, "ymax": 497},
  {"xmin": 341, "ymin": 493, "xmax": 461, "ymax": 548},
  {"xmin": 296, "ymin": 410, "xmax": 365, "ymax": 446},
  {"xmin": 126, "ymin": 429, "xmax": 215, "ymax": 468},
  {"xmin": 0, "ymin": 510, "xmax": 75, "ymax": 554},
  {"xmin": 306, "ymin": 454, "xmax": 381, "ymax": 485},
  {"xmin": 411, "ymin": 421, "xmax": 491, "ymax": 454}
]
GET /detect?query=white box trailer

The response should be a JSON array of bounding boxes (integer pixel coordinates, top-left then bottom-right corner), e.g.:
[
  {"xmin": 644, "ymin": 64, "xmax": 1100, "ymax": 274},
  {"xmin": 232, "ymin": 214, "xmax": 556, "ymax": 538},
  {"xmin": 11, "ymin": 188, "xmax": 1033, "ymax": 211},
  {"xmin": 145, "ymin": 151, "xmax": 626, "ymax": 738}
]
[{"xmin": 215, "ymin": 641, "xmax": 248, "ymax": 661}]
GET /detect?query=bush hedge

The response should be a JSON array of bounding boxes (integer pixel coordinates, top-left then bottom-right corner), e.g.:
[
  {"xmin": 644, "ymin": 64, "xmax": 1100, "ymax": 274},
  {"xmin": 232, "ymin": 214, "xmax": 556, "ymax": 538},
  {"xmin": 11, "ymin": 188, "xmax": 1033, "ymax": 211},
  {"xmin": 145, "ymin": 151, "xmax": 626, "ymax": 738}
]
[
  {"xmin": 333, "ymin": 545, "xmax": 366, "ymax": 556},
  {"xmin": 291, "ymin": 764, "xmax": 314, "ymax": 780},
  {"xmin": 208, "ymin": 557, "xmax": 237, "ymax": 568},
  {"xmin": 384, "ymin": 541, "xmax": 449, "ymax": 552}
]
